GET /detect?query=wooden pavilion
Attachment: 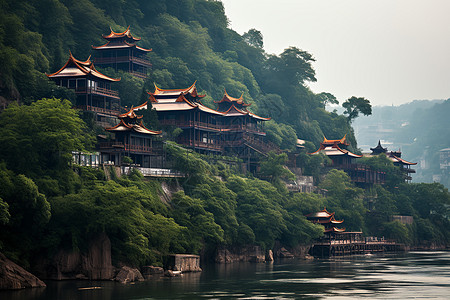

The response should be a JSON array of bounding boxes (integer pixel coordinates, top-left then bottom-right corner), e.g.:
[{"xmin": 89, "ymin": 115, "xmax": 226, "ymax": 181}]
[
  {"xmin": 92, "ymin": 26, "xmax": 152, "ymax": 78},
  {"xmin": 100, "ymin": 104, "xmax": 163, "ymax": 167},
  {"xmin": 46, "ymin": 52, "xmax": 121, "ymax": 127},
  {"xmin": 310, "ymin": 136, "xmax": 385, "ymax": 186},
  {"xmin": 370, "ymin": 140, "xmax": 417, "ymax": 182}
]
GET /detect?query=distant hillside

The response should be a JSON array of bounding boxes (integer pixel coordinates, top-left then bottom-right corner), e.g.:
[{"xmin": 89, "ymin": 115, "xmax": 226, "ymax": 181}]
[{"xmin": 353, "ymin": 99, "xmax": 450, "ymax": 186}]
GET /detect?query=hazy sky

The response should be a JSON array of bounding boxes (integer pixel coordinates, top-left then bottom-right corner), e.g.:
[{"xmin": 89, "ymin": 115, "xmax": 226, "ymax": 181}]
[{"xmin": 221, "ymin": 0, "xmax": 450, "ymax": 106}]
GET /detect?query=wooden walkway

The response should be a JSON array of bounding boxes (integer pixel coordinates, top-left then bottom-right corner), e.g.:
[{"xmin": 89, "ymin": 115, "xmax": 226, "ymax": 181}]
[{"xmin": 311, "ymin": 240, "xmax": 406, "ymax": 257}]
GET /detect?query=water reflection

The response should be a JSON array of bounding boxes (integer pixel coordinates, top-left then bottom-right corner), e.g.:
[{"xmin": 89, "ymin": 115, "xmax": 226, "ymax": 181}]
[{"xmin": 1, "ymin": 251, "xmax": 449, "ymax": 299}]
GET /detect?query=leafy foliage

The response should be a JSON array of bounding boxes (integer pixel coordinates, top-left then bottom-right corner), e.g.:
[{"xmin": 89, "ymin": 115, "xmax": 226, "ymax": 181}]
[
  {"xmin": 0, "ymin": 98, "xmax": 94, "ymax": 177},
  {"xmin": 342, "ymin": 96, "xmax": 372, "ymax": 122}
]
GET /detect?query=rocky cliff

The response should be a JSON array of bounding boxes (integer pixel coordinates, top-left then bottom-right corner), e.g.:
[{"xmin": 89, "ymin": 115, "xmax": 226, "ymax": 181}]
[
  {"xmin": 0, "ymin": 253, "xmax": 46, "ymax": 290},
  {"xmin": 34, "ymin": 232, "xmax": 114, "ymax": 280}
]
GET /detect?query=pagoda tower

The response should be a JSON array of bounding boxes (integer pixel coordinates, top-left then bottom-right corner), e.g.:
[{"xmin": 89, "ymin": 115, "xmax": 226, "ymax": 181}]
[
  {"xmin": 369, "ymin": 141, "xmax": 417, "ymax": 182},
  {"xmin": 306, "ymin": 208, "xmax": 346, "ymax": 235},
  {"xmin": 310, "ymin": 136, "xmax": 386, "ymax": 186},
  {"xmin": 214, "ymin": 90, "xmax": 271, "ymax": 160},
  {"xmin": 46, "ymin": 52, "xmax": 121, "ymax": 127},
  {"xmin": 100, "ymin": 104, "xmax": 163, "ymax": 167},
  {"xmin": 92, "ymin": 26, "xmax": 152, "ymax": 78}
]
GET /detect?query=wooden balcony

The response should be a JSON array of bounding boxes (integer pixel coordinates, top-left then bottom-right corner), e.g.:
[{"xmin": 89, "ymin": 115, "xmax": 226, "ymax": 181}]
[
  {"xmin": 130, "ymin": 70, "xmax": 147, "ymax": 79},
  {"xmin": 93, "ymin": 56, "xmax": 152, "ymax": 67},
  {"xmin": 176, "ymin": 138, "xmax": 223, "ymax": 151},
  {"xmin": 243, "ymin": 135, "xmax": 281, "ymax": 154},
  {"xmin": 159, "ymin": 119, "xmax": 266, "ymax": 135},
  {"xmin": 160, "ymin": 120, "xmax": 222, "ymax": 131},
  {"xmin": 75, "ymin": 87, "xmax": 119, "ymax": 99},
  {"xmin": 75, "ymin": 105, "xmax": 120, "ymax": 116},
  {"xmin": 99, "ymin": 142, "xmax": 163, "ymax": 154},
  {"xmin": 339, "ymin": 164, "xmax": 386, "ymax": 184}
]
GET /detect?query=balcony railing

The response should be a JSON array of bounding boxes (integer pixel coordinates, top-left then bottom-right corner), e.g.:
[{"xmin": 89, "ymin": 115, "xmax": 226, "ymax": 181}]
[
  {"xmin": 243, "ymin": 135, "xmax": 281, "ymax": 153},
  {"xmin": 123, "ymin": 167, "xmax": 184, "ymax": 178},
  {"xmin": 159, "ymin": 119, "xmax": 266, "ymax": 134},
  {"xmin": 176, "ymin": 138, "xmax": 223, "ymax": 151},
  {"xmin": 338, "ymin": 164, "xmax": 386, "ymax": 184},
  {"xmin": 99, "ymin": 142, "xmax": 163, "ymax": 154},
  {"xmin": 75, "ymin": 87, "xmax": 119, "ymax": 99},
  {"xmin": 93, "ymin": 56, "xmax": 152, "ymax": 66},
  {"xmin": 75, "ymin": 105, "xmax": 120, "ymax": 116},
  {"xmin": 130, "ymin": 70, "xmax": 147, "ymax": 78}
]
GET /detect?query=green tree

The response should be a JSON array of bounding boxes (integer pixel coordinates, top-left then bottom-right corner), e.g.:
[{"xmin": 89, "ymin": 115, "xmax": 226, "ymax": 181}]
[
  {"xmin": 258, "ymin": 152, "xmax": 295, "ymax": 187},
  {"xmin": 242, "ymin": 28, "xmax": 263, "ymax": 49},
  {"xmin": 342, "ymin": 96, "xmax": 372, "ymax": 122},
  {"xmin": 0, "ymin": 164, "xmax": 51, "ymax": 265},
  {"xmin": 319, "ymin": 169, "xmax": 366, "ymax": 231},
  {"xmin": 0, "ymin": 98, "xmax": 94, "ymax": 177},
  {"xmin": 317, "ymin": 92, "xmax": 339, "ymax": 108}
]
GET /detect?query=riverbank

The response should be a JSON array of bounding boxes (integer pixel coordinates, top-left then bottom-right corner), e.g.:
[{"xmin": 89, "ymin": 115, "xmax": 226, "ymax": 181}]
[{"xmin": 1, "ymin": 251, "xmax": 449, "ymax": 299}]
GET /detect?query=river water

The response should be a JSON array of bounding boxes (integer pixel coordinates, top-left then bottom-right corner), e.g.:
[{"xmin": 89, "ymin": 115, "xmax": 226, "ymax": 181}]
[{"xmin": 2, "ymin": 251, "xmax": 450, "ymax": 299}]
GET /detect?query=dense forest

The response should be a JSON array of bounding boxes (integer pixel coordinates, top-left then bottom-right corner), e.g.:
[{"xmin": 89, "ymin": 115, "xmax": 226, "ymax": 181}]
[{"xmin": 0, "ymin": 0, "xmax": 449, "ymax": 272}]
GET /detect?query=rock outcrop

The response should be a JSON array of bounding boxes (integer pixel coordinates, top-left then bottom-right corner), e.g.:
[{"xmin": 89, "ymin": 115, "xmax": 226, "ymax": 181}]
[
  {"xmin": 215, "ymin": 246, "xmax": 266, "ymax": 263},
  {"xmin": 82, "ymin": 233, "xmax": 114, "ymax": 280},
  {"xmin": 141, "ymin": 266, "xmax": 164, "ymax": 279},
  {"xmin": 277, "ymin": 247, "xmax": 295, "ymax": 258},
  {"xmin": 166, "ymin": 254, "xmax": 202, "ymax": 272},
  {"xmin": 0, "ymin": 253, "xmax": 46, "ymax": 290},
  {"xmin": 114, "ymin": 266, "xmax": 144, "ymax": 284},
  {"xmin": 34, "ymin": 232, "xmax": 114, "ymax": 280},
  {"xmin": 266, "ymin": 249, "xmax": 274, "ymax": 262}
]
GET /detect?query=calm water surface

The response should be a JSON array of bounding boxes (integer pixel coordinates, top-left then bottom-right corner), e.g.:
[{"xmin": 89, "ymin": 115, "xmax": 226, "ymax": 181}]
[{"xmin": 2, "ymin": 251, "xmax": 450, "ymax": 299}]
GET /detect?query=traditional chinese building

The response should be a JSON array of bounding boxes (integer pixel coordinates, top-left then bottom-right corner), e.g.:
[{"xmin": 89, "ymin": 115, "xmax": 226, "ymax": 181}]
[
  {"xmin": 214, "ymin": 90, "xmax": 271, "ymax": 157},
  {"xmin": 99, "ymin": 104, "xmax": 163, "ymax": 167},
  {"xmin": 146, "ymin": 83, "xmax": 273, "ymax": 169},
  {"xmin": 306, "ymin": 208, "xmax": 346, "ymax": 235},
  {"xmin": 310, "ymin": 136, "xmax": 385, "ymax": 186},
  {"xmin": 92, "ymin": 26, "xmax": 152, "ymax": 78},
  {"xmin": 46, "ymin": 52, "xmax": 121, "ymax": 126},
  {"xmin": 370, "ymin": 140, "xmax": 417, "ymax": 182}
]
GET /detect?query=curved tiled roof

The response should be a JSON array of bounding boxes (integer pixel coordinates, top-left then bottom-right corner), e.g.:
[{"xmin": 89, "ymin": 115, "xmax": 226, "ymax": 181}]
[
  {"xmin": 106, "ymin": 119, "xmax": 161, "ymax": 135},
  {"xmin": 309, "ymin": 135, "xmax": 361, "ymax": 158},
  {"xmin": 322, "ymin": 135, "xmax": 349, "ymax": 146},
  {"xmin": 214, "ymin": 89, "xmax": 250, "ymax": 106},
  {"xmin": 118, "ymin": 106, "xmax": 143, "ymax": 120},
  {"xmin": 222, "ymin": 104, "xmax": 270, "ymax": 121},
  {"xmin": 92, "ymin": 40, "xmax": 152, "ymax": 52},
  {"xmin": 46, "ymin": 52, "xmax": 120, "ymax": 82},
  {"xmin": 388, "ymin": 153, "xmax": 417, "ymax": 165},
  {"xmin": 151, "ymin": 81, "xmax": 205, "ymax": 98},
  {"xmin": 102, "ymin": 25, "xmax": 141, "ymax": 41},
  {"xmin": 305, "ymin": 208, "xmax": 334, "ymax": 219}
]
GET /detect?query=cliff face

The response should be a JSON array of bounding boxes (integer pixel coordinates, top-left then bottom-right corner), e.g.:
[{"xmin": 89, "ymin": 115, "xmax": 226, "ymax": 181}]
[
  {"xmin": 34, "ymin": 232, "xmax": 114, "ymax": 280},
  {"xmin": 0, "ymin": 253, "xmax": 46, "ymax": 290},
  {"xmin": 215, "ymin": 246, "xmax": 266, "ymax": 263}
]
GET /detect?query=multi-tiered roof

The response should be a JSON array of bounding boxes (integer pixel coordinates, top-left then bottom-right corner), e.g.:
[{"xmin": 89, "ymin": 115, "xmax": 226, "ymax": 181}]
[
  {"xmin": 310, "ymin": 135, "xmax": 362, "ymax": 158},
  {"xmin": 148, "ymin": 82, "xmax": 270, "ymax": 121},
  {"xmin": 92, "ymin": 26, "xmax": 152, "ymax": 78},
  {"xmin": 46, "ymin": 52, "xmax": 120, "ymax": 83},
  {"xmin": 106, "ymin": 106, "xmax": 161, "ymax": 136},
  {"xmin": 92, "ymin": 26, "xmax": 152, "ymax": 53},
  {"xmin": 306, "ymin": 208, "xmax": 346, "ymax": 234}
]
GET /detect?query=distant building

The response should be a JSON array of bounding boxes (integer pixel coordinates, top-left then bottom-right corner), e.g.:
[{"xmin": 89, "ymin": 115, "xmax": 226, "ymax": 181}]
[
  {"xmin": 92, "ymin": 26, "xmax": 152, "ymax": 78},
  {"xmin": 306, "ymin": 208, "xmax": 346, "ymax": 235},
  {"xmin": 369, "ymin": 140, "xmax": 417, "ymax": 182},
  {"xmin": 438, "ymin": 148, "xmax": 450, "ymax": 187},
  {"xmin": 310, "ymin": 136, "xmax": 385, "ymax": 186},
  {"xmin": 46, "ymin": 53, "xmax": 121, "ymax": 127}
]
